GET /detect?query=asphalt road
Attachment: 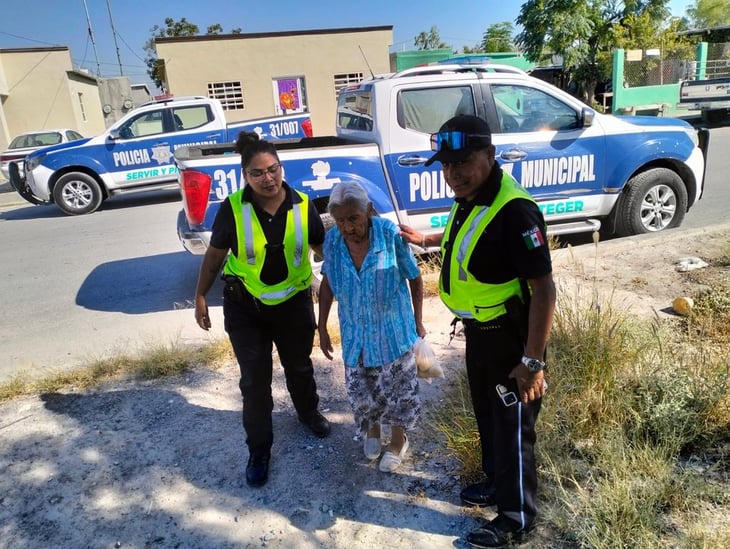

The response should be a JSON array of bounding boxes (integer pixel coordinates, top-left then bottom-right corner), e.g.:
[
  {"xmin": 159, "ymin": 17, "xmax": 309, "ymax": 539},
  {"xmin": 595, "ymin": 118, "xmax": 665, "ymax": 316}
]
[
  {"xmin": 0, "ymin": 123, "xmax": 728, "ymax": 383},
  {"xmin": 0, "ymin": 187, "xmax": 227, "ymax": 383}
]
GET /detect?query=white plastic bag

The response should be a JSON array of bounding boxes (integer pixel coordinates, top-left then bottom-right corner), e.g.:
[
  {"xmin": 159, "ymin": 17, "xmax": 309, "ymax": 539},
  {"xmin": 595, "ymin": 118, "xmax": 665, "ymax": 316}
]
[{"xmin": 413, "ymin": 337, "xmax": 444, "ymax": 383}]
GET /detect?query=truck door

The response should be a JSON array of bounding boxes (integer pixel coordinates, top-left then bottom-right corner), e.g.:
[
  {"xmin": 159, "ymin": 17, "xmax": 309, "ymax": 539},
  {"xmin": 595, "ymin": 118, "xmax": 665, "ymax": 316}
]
[
  {"xmin": 382, "ymin": 84, "xmax": 482, "ymax": 233},
  {"xmin": 485, "ymin": 83, "xmax": 607, "ymax": 225},
  {"xmin": 106, "ymin": 103, "xmax": 220, "ymax": 187}
]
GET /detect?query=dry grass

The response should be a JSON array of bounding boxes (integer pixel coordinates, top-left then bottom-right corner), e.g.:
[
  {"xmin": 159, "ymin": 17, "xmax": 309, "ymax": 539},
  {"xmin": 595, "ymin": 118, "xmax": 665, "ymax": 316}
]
[
  {"xmin": 417, "ymin": 252, "xmax": 442, "ymax": 298},
  {"xmin": 426, "ymin": 240, "xmax": 730, "ymax": 547},
  {"xmin": 0, "ymin": 337, "xmax": 234, "ymax": 403}
]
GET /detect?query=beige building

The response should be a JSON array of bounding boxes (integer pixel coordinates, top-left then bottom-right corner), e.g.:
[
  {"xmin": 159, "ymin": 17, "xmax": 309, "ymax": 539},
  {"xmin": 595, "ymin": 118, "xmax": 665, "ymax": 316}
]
[
  {"xmin": 0, "ymin": 47, "xmax": 106, "ymax": 151},
  {"xmin": 155, "ymin": 26, "xmax": 393, "ymax": 136}
]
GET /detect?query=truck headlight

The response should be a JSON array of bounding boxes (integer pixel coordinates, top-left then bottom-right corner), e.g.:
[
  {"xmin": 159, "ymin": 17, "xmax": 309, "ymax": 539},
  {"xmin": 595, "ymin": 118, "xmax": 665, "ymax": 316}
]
[{"xmin": 25, "ymin": 153, "xmax": 45, "ymax": 172}]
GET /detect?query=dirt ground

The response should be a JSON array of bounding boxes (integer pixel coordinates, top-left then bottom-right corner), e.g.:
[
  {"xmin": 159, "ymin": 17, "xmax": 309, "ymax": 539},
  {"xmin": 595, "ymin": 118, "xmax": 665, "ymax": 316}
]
[
  {"xmin": 552, "ymin": 222, "xmax": 730, "ymax": 319},
  {"xmin": 1, "ymin": 223, "xmax": 729, "ymax": 549}
]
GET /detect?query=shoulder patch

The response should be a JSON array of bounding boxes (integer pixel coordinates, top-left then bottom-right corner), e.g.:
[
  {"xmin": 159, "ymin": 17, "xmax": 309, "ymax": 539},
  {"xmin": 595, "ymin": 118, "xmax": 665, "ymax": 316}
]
[{"xmin": 522, "ymin": 224, "xmax": 546, "ymax": 250}]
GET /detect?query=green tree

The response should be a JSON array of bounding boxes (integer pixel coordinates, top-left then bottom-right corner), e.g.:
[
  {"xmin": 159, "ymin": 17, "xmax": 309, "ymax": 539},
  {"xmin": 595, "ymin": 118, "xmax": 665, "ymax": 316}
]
[
  {"xmin": 144, "ymin": 17, "xmax": 199, "ymax": 91},
  {"xmin": 516, "ymin": 0, "xmax": 669, "ymax": 104},
  {"xmin": 686, "ymin": 0, "xmax": 730, "ymax": 28},
  {"xmin": 144, "ymin": 18, "xmax": 240, "ymax": 91},
  {"xmin": 414, "ymin": 26, "xmax": 449, "ymax": 50},
  {"xmin": 481, "ymin": 22, "xmax": 516, "ymax": 52}
]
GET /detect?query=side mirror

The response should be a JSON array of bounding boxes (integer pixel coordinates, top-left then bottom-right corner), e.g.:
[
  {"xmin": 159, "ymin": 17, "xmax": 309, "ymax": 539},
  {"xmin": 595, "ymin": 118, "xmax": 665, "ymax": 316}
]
[
  {"xmin": 108, "ymin": 129, "xmax": 121, "ymax": 140},
  {"xmin": 581, "ymin": 107, "xmax": 595, "ymax": 128}
]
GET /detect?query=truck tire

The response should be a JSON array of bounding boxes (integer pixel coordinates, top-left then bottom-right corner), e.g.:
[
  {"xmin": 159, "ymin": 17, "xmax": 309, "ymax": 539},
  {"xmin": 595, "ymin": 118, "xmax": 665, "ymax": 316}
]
[
  {"xmin": 701, "ymin": 108, "xmax": 729, "ymax": 125},
  {"xmin": 614, "ymin": 168, "xmax": 687, "ymax": 236},
  {"xmin": 52, "ymin": 172, "xmax": 104, "ymax": 215}
]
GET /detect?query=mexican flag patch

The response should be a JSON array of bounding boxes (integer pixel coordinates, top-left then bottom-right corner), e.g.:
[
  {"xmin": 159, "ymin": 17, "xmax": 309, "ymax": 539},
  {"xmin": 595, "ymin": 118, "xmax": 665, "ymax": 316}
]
[{"xmin": 522, "ymin": 225, "xmax": 546, "ymax": 250}]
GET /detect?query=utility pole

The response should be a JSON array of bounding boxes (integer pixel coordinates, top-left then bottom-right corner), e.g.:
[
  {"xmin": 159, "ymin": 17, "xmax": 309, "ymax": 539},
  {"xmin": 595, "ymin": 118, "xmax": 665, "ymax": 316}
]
[
  {"xmin": 82, "ymin": 0, "xmax": 102, "ymax": 77},
  {"xmin": 106, "ymin": 0, "xmax": 124, "ymax": 76}
]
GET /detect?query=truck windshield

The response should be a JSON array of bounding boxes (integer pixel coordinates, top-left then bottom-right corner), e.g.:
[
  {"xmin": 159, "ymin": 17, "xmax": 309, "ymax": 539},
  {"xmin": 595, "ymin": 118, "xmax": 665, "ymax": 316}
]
[
  {"xmin": 397, "ymin": 86, "xmax": 475, "ymax": 134},
  {"xmin": 337, "ymin": 90, "xmax": 373, "ymax": 131}
]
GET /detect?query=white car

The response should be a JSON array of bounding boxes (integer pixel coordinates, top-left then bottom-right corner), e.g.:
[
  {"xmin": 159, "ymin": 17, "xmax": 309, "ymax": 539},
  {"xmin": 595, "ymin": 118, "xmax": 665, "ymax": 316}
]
[{"xmin": 0, "ymin": 129, "xmax": 84, "ymax": 179}]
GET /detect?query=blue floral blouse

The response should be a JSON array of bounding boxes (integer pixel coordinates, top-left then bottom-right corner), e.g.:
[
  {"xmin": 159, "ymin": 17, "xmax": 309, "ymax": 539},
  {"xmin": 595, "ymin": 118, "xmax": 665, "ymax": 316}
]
[{"xmin": 322, "ymin": 216, "xmax": 420, "ymax": 368}]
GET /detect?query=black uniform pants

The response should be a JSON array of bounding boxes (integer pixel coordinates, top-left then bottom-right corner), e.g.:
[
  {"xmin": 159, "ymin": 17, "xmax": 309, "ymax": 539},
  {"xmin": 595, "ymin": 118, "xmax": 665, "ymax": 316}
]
[
  {"xmin": 463, "ymin": 316, "xmax": 541, "ymax": 530},
  {"xmin": 223, "ymin": 287, "xmax": 320, "ymax": 455}
]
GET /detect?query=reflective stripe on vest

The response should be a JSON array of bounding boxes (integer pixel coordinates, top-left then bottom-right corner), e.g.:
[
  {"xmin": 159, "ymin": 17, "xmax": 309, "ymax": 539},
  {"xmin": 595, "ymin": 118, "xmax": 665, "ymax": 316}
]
[
  {"xmin": 224, "ymin": 188, "xmax": 312, "ymax": 305},
  {"xmin": 239, "ymin": 201, "xmax": 304, "ymax": 268},
  {"xmin": 440, "ymin": 172, "xmax": 536, "ymax": 322}
]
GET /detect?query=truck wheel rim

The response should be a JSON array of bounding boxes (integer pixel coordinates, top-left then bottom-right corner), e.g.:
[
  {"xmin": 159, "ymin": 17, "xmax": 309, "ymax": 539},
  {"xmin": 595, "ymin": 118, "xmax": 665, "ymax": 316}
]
[
  {"xmin": 61, "ymin": 182, "xmax": 93, "ymax": 208},
  {"xmin": 640, "ymin": 184, "xmax": 676, "ymax": 232}
]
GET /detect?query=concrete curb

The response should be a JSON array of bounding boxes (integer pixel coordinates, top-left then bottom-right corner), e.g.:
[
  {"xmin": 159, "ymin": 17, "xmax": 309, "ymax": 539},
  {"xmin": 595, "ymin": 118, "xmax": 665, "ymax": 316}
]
[{"xmin": 552, "ymin": 221, "xmax": 730, "ymax": 266}]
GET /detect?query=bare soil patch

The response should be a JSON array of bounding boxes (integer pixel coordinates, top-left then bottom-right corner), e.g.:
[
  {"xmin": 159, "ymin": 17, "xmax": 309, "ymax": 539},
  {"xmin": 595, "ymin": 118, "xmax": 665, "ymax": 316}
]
[{"xmin": 552, "ymin": 224, "xmax": 730, "ymax": 320}]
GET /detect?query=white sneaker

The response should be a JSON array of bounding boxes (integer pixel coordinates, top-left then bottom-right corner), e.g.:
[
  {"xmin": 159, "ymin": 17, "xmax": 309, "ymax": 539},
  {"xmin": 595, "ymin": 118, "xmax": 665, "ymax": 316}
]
[
  {"xmin": 364, "ymin": 437, "xmax": 381, "ymax": 460},
  {"xmin": 379, "ymin": 435, "xmax": 409, "ymax": 473}
]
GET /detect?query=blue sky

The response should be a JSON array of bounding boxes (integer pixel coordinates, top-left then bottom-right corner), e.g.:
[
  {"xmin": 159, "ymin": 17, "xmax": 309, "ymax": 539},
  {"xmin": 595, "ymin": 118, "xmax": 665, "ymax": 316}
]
[{"xmin": 0, "ymin": 0, "xmax": 694, "ymax": 89}]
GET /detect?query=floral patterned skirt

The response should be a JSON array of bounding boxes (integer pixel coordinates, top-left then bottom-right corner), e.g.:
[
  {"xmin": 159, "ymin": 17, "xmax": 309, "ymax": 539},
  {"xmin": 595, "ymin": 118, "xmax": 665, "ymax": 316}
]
[{"xmin": 345, "ymin": 349, "xmax": 421, "ymax": 435}]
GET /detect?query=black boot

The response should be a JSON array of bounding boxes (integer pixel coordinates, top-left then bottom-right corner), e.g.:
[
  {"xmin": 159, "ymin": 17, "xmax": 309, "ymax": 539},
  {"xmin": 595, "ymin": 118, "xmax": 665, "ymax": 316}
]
[
  {"xmin": 460, "ymin": 479, "xmax": 496, "ymax": 507},
  {"xmin": 298, "ymin": 410, "xmax": 331, "ymax": 438},
  {"xmin": 246, "ymin": 451, "xmax": 270, "ymax": 487}
]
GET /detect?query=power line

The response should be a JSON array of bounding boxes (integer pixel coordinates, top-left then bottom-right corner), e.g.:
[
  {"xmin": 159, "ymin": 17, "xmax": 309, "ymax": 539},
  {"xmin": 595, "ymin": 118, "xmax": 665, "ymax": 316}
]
[
  {"xmin": 0, "ymin": 30, "xmax": 62, "ymax": 47},
  {"xmin": 114, "ymin": 31, "xmax": 147, "ymax": 63},
  {"xmin": 105, "ymin": 0, "xmax": 124, "ymax": 75},
  {"xmin": 81, "ymin": 0, "xmax": 101, "ymax": 76}
]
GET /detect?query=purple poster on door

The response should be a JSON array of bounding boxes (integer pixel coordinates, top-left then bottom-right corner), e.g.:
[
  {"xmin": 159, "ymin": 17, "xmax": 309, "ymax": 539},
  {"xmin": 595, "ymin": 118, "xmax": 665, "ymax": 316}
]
[{"xmin": 277, "ymin": 79, "xmax": 300, "ymax": 111}]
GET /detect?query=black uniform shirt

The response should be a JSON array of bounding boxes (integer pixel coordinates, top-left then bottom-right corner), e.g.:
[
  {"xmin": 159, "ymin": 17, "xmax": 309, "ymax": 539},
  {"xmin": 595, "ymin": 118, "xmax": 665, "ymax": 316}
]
[
  {"xmin": 210, "ymin": 182, "xmax": 325, "ymax": 285},
  {"xmin": 443, "ymin": 165, "xmax": 552, "ymax": 292}
]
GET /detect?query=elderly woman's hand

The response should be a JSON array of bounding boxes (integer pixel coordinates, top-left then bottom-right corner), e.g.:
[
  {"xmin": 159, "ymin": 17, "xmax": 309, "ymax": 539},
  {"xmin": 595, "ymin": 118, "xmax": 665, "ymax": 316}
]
[{"xmin": 318, "ymin": 326, "xmax": 334, "ymax": 360}]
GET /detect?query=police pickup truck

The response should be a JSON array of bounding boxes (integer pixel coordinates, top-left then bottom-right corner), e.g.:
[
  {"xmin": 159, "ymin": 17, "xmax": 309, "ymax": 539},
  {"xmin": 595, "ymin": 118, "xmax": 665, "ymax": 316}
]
[
  {"xmin": 9, "ymin": 96, "xmax": 312, "ymax": 215},
  {"xmin": 175, "ymin": 63, "xmax": 709, "ymax": 257}
]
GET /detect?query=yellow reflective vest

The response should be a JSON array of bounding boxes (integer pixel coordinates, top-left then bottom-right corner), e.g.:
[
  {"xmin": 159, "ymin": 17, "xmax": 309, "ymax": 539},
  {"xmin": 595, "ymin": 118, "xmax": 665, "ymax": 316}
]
[
  {"xmin": 440, "ymin": 172, "xmax": 536, "ymax": 322},
  {"xmin": 223, "ymin": 188, "xmax": 312, "ymax": 305}
]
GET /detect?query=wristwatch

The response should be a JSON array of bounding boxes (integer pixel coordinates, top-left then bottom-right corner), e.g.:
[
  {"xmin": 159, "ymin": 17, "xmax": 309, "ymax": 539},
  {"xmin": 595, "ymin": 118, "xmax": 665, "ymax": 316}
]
[{"xmin": 521, "ymin": 355, "xmax": 545, "ymax": 373}]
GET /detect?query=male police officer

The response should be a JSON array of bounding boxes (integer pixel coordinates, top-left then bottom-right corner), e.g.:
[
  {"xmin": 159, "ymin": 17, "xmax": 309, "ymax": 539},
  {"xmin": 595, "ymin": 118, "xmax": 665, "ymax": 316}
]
[{"xmin": 400, "ymin": 115, "xmax": 555, "ymax": 547}]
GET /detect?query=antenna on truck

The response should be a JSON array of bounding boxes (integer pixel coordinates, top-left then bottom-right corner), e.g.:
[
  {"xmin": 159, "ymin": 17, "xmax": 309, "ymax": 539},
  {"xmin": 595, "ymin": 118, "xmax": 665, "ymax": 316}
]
[{"xmin": 359, "ymin": 45, "xmax": 375, "ymax": 78}]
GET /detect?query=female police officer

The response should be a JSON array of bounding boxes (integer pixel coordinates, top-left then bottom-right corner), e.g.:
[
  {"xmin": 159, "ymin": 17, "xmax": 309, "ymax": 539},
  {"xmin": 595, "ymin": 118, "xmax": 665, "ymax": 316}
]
[{"xmin": 194, "ymin": 132, "xmax": 330, "ymax": 488}]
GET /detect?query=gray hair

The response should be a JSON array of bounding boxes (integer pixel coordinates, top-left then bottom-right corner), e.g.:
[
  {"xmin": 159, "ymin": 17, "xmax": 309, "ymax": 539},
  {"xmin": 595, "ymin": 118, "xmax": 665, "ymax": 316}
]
[{"xmin": 327, "ymin": 181, "xmax": 370, "ymax": 214}]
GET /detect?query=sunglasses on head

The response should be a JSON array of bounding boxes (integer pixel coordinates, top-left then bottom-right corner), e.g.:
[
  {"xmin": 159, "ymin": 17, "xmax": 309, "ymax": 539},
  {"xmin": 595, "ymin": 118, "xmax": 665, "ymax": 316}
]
[{"xmin": 430, "ymin": 131, "xmax": 491, "ymax": 152}]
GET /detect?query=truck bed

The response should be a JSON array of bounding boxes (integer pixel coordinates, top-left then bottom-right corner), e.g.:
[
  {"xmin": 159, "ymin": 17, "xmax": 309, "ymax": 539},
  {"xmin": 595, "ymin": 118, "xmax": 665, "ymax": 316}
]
[
  {"xmin": 680, "ymin": 78, "xmax": 730, "ymax": 105},
  {"xmin": 174, "ymin": 136, "xmax": 362, "ymax": 161}
]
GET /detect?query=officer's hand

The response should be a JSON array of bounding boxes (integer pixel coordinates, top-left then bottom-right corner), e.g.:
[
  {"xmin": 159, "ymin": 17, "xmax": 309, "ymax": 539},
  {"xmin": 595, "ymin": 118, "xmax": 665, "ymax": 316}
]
[
  {"xmin": 398, "ymin": 224, "xmax": 420, "ymax": 246},
  {"xmin": 195, "ymin": 296, "xmax": 211, "ymax": 331},
  {"xmin": 508, "ymin": 364, "xmax": 546, "ymax": 403}
]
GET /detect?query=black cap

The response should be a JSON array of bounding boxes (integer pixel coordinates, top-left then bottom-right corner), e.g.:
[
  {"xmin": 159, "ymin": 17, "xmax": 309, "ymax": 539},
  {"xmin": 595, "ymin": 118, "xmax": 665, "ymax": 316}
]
[{"xmin": 424, "ymin": 115, "xmax": 492, "ymax": 167}]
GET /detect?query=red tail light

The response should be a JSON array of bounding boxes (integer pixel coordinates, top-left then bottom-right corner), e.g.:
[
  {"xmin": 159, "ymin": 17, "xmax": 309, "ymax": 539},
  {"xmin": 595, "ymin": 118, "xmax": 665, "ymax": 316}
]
[
  {"xmin": 0, "ymin": 152, "xmax": 25, "ymax": 163},
  {"xmin": 180, "ymin": 169, "xmax": 212, "ymax": 225},
  {"xmin": 301, "ymin": 118, "xmax": 313, "ymax": 138}
]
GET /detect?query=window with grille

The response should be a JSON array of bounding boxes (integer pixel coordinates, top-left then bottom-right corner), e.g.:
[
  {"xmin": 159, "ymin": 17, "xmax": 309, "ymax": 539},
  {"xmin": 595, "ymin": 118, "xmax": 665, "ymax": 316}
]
[
  {"xmin": 207, "ymin": 81, "xmax": 244, "ymax": 111},
  {"xmin": 334, "ymin": 72, "xmax": 364, "ymax": 96},
  {"xmin": 77, "ymin": 92, "xmax": 87, "ymax": 121}
]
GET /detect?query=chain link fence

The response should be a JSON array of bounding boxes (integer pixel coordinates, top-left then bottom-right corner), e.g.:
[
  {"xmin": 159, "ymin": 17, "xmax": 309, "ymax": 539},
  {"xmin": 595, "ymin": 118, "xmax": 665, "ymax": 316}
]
[
  {"xmin": 622, "ymin": 42, "xmax": 730, "ymax": 86},
  {"xmin": 623, "ymin": 57, "xmax": 690, "ymax": 87}
]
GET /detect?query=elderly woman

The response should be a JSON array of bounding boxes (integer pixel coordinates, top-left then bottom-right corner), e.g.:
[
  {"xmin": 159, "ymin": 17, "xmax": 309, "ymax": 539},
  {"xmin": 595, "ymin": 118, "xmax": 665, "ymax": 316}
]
[{"xmin": 318, "ymin": 180, "xmax": 426, "ymax": 472}]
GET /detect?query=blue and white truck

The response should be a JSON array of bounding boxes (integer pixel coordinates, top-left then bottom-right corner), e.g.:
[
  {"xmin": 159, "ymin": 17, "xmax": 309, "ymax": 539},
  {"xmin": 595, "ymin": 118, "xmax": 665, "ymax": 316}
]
[
  {"xmin": 9, "ymin": 96, "xmax": 311, "ymax": 215},
  {"xmin": 174, "ymin": 63, "xmax": 709, "ymax": 257}
]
